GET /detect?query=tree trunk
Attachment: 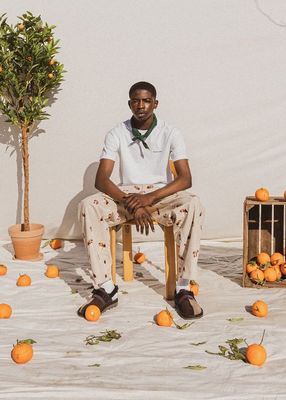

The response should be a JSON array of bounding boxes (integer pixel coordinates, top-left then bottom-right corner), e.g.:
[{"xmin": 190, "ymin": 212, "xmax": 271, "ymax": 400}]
[{"xmin": 21, "ymin": 125, "xmax": 30, "ymax": 231}]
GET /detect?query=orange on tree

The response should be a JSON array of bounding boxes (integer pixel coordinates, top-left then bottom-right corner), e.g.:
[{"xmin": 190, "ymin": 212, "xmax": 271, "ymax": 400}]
[
  {"xmin": 48, "ymin": 58, "xmax": 56, "ymax": 66},
  {"xmin": 134, "ymin": 251, "xmax": 145, "ymax": 264},
  {"xmin": 270, "ymin": 252, "xmax": 284, "ymax": 266},
  {"xmin": 48, "ymin": 72, "xmax": 54, "ymax": 79},
  {"xmin": 11, "ymin": 340, "xmax": 34, "ymax": 364},
  {"xmin": 249, "ymin": 269, "xmax": 264, "ymax": 283},
  {"xmin": 246, "ymin": 343, "xmax": 267, "ymax": 366},
  {"xmin": 155, "ymin": 309, "xmax": 173, "ymax": 327},
  {"xmin": 255, "ymin": 188, "xmax": 269, "ymax": 202},
  {"xmin": 246, "ymin": 263, "xmax": 257, "ymax": 274},
  {"xmin": 0, "ymin": 303, "xmax": 12, "ymax": 319},
  {"xmin": 85, "ymin": 305, "xmax": 101, "ymax": 322},
  {"xmin": 45, "ymin": 264, "xmax": 59, "ymax": 278},
  {"xmin": 0, "ymin": 264, "xmax": 7, "ymax": 276},
  {"xmin": 263, "ymin": 267, "xmax": 277, "ymax": 282},
  {"xmin": 0, "ymin": 65, "xmax": 3, "ymax": 73},
  {"xmin": 17, "ymin": 23, "xmax": 25, "ymax": 31},
  {"xmin": 189, "ymin": 280, "xmax": 199, "ymax": 296},
  {"xmin": 280, "ymin": 263, "xmax": 286, "ymax": 276},
  {"xmin": 256, "ymin": 252, "xmax": 270, "ymax": 266},
  {"xmin": 251, "ymin": 300, "xmax": 268, "ymax": 318},
  {"xmin": 16, "ymin": 274, "xmax": 31, "ymax": 287}
]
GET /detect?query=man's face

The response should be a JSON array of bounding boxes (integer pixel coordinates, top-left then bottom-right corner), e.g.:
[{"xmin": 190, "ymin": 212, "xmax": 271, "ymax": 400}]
[{"xmin": 128, "ymin": 89, "xmax": 158, "ymax": 123}]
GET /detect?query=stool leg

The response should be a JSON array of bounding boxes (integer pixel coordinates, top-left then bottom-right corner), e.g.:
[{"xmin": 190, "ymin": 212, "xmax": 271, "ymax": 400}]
[
  {"xmin": 164, "ymin": 226, "xmax": 176, "ymax": 300},
  {"xmin": 122, "ymin": 224, "xmax": 133, "ymax": 281},
  {"xmin": 110, "ymin": 226, "xmax": 117, "ymax": 284}
]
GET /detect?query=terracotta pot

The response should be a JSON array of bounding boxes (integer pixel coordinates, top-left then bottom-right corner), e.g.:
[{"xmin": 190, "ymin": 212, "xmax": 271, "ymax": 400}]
[{"xmin": 8, "ymin": 224, "xmax": 44, "ymax": 261}]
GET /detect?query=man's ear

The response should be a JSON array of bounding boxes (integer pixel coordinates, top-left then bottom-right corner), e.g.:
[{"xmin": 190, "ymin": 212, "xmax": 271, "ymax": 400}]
[
  {"xmin": 154, "ymin": 100, "xmax": 159, "ymax": 108},
  {"xmin": 128, "ymin": 100, "xmax": 131, "ymax": 109}
]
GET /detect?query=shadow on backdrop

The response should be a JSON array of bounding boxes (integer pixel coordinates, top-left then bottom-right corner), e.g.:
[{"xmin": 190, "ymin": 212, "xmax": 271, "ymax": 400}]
[{"xmin": 55, "ymin": 161, "xmax": 99, "ymax": 239}]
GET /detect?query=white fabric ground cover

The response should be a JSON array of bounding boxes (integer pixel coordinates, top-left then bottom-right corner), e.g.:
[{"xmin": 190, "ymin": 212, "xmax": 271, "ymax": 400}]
[{"xmin": 0, "ymin": 239, "xmax": 286, "ymax": 400}]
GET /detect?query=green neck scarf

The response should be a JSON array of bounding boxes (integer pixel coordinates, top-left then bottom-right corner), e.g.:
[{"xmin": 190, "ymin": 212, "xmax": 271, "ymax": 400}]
[{"xmin": 131, "ymin": 114, "xmax": 157, "ymax": 149}]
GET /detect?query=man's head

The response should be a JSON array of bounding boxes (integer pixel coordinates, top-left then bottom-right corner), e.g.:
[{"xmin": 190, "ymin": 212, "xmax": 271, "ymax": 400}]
[{"xmin": 128, "ymin": 81, "xmax": 158, "ymax": 124}]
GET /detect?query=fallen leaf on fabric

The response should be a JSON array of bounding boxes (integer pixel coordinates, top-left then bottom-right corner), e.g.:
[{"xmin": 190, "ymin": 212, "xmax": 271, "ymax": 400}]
[
  {"xmin": 184, "ymin": 365, "xmax": 207, "ymax": 370},
  {"xmin": 85, "ymin": 330, "xmax": 121, "ymax": 345},
  {"xmin": 190, "ymin": 341, "xmax": 207, "ymax": 346},
  {"xmin": 227, "ymin": 317, "xmax": 244, "ymax": 323}
]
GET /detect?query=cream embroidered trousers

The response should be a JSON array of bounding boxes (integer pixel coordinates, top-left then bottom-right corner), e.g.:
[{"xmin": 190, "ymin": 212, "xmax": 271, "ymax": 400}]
[{"xmin": 78, "ymin": 184, "xmax": 205, "ymax": 288}]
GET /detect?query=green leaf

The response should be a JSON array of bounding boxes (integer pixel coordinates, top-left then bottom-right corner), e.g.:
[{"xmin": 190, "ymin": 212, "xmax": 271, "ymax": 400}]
[
  {"xmin": 184, "ymin": 365, "xmax": 207, "ymax": 370},
  {"xmin": 205, "ymin": 337, "xmax": 247, "ymax": 362},
  {"xmin": 85, "ymin": 330, "xmax": 121, "ymax": 346},
  {"xmin": 17, "ymin": 338, "xmax": 36, "ymax": 344},
  {"xmin": 174, "ymin": 321, "xmax": 194, "ymax": 330},
  {"xmin": 88, "ymin": 363, "xmax": 100, "ymax": 367},
  {"xmin": 135, "ymin": 272, "xmax": 143, "ymax": 278},
  {"xmin": 120, "ymin": 290, "xmax": 128, "ymax": 295},
  {"xmin": 190, "ymin": 341, "xmax": 207, "ymax": 346},
  {"xmin": 226, "ymin": 317, "xmax": 244, "ymax": 323}
]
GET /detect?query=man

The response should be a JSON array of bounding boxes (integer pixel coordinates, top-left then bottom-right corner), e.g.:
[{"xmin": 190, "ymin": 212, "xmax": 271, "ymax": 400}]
[{"xmin": 77, "ymin": 81, "xmax": 205, "ymax": 319}]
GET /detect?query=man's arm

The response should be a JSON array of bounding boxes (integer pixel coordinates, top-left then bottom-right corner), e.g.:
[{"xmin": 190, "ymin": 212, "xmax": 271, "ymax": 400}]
[
  {"xmin": 124, "ymin": 159, "xmax": 192, "ymax": 213},
  {"xmin": 151, "ymin": 159, "xmax": 192, "ymax": 202},
  {"xmin": 95, "ymin": 159, "xmax": 126, "ymax": 202}
]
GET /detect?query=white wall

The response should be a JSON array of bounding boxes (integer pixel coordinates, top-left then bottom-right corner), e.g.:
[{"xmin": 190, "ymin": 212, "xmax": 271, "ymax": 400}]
[{"xmin": 1, "ymin": 0, "xmax": 286, "ymax": 240}]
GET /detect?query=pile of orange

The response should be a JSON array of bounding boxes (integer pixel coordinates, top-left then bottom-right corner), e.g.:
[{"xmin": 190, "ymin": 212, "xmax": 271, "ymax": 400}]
[{"xmin": 246, "ymin": 252, "xmax": 286, "ymax": 284}]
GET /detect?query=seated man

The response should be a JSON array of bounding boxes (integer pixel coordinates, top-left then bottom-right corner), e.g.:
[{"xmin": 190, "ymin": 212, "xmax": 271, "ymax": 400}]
[{"xmin": 77, "ymin": 81, "xmax": 205, "ymax": 319}]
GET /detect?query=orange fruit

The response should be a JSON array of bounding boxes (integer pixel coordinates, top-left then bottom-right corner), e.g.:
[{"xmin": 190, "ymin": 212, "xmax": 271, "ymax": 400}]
[
  {"xmin": 0, "ymin": 303, "xmax": 12, "ymax": 319},
  {"xmin": 134, "ymin": 252, "xmax": 145, "ymax": 264},
  {"xmin": 263, "ymin": 267, "xmax": 277, "ymax": 282},
  {"xmin": 284, "ymin": 191, "xmax": 286, "ymax": 201},
  {"xmin": 246, "ymin": 344, "xmax": 267, "ymax": 366},
  {"xmin": 85, "ymin": 305, "xmax": 101, "ymax": 322},
  {"xmin": 255, "ymin": 188, "xmax": 269, "ymax": 202},
  {"xmin": 270, "ymin": 252, "xmax": 284, "ymax": 266},
  {"xmin": 0, "ymin": 264, "xmax": 7, "ymax": 276},
  {"xmin": 45, "ymin": 264, "xmax": 59, "ymax": 278},
  {"xmin": 11, "ymin": 342, "xmax": 33, "ymax": 364},
  {"xmin": 280, "ymin": 263, "xmax": 286, "ymax": 276},
  {"xmin": 0, "ymin": 65, "xmax": 3, "ymax": 73},
  {"xmin": 48, "ymin": 73, "xmax": 54, "ymax": 79},
  {"xmin": 155, "ymin": 309, "xmax": 173, "ymax": 327},
  {"xmin": 49, "ymin": 239, "xmax": 62, "ymax": 250},
  {"xmin": 273, "ymin": 265, "xmax": 282, "ymax": 280},
  {"xmin": 251, "ymin": 300, "xmax": 268, "ymax": 318},
  {"xmin": 189, "ymin": 280, "xmax": 199, "ymax": 296},
  {"xmin": 256, "ymin": 252, "xmax": 270, "ymax": 266},
  {"xmin": 246, "ymin": 263, "xmax": 257, "ymax": 274},
  {"xmin": 249, "ymin": 269, "xmax": 264, "ymax": 283},
  {"xmin": 48, "ymin": 59, "xmax": 56, "ymax": 66},
  {"xmin": 16, "ymin": 274, "xmax": 31, "ymax": 287}
]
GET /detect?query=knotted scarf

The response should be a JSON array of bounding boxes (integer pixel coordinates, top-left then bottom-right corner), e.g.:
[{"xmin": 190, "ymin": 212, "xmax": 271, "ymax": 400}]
[{"xmin": 131, "ymin": 114, "xmax": 157, "ymax": 149}]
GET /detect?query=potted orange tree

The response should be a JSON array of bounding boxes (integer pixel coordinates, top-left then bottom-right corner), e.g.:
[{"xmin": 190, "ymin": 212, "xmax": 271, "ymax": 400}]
[{"xmin": 0, "ymin": 12, "xmax": 65, "ymax": 260}]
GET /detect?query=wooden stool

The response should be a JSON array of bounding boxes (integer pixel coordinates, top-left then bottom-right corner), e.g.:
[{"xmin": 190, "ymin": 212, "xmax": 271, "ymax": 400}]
[{"xmin": 109, "ymin": 222, "xmax": 177, "ymax": 300}]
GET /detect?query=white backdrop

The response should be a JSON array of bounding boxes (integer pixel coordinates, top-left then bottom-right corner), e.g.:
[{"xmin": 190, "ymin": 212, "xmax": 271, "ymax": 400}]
[{"xmin": 1, "ymin": 0, "xmax": 286, "ymax": 240}]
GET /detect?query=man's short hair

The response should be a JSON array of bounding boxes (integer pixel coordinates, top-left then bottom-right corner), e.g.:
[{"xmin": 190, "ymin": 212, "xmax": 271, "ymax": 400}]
[{"xmin": 129, "ymin": 81, "xmax": 157, "ymax": 99}]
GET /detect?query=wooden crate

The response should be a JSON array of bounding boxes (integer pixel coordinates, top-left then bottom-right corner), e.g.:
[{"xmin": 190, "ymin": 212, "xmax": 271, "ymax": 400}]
[{"xmin": 243, "ymin": 196, "xmax": 286, "ymax": 288}]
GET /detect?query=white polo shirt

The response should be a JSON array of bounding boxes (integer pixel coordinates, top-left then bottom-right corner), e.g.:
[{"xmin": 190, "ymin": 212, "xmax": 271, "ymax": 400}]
[{"xmin": 100, "ymin": 117, "xmax": 187, "ymax": 186}]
